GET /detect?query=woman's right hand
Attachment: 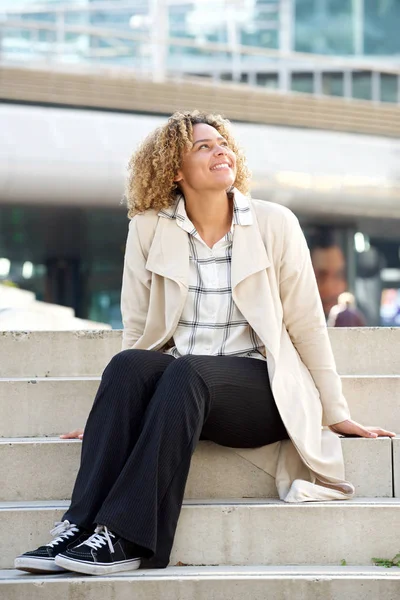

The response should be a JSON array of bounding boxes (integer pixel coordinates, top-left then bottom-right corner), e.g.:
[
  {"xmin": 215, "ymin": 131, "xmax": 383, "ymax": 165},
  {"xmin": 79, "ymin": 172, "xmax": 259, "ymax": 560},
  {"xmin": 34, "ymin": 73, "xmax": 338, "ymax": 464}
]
[{"xmin": 60, "ymin": 428, "xmax": 84, "ymax": 440}]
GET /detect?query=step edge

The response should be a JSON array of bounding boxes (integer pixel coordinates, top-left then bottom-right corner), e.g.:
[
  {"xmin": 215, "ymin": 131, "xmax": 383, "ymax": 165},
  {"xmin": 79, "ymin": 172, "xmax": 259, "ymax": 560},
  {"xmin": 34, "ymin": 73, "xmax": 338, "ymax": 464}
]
[
  {"xmin": 2, "ymin": 374, "xmax": 399, "ymax": 383},
  {"xmin": 1, "ymin": 498, "xmax": 400, "ymax": 511},
  {"xmin": 1, "ymin": 565, "xmax": 400, "ymax": 584},
  {"xmin": 1, "ymin": 436, "xmax": 397, "ymax": 444}
]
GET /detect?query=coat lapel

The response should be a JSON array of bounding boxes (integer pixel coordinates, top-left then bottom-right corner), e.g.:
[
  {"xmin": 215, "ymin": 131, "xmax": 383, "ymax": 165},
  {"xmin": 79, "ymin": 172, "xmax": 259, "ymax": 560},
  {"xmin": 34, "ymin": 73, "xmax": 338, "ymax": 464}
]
[
  {"xmin": 231, "ymin": 207, "xmax": 281, "ymax": 361},
  {"xmin": 142, "ymin": 216, "xmax": 189, "ymax": 350},
  {"xmin": 231, "ymin": 211, "xmax": 270, "ymax": 289},
  {"xmin": 145, "ymin": 216, "xmax": 190, "ymax": 286}
]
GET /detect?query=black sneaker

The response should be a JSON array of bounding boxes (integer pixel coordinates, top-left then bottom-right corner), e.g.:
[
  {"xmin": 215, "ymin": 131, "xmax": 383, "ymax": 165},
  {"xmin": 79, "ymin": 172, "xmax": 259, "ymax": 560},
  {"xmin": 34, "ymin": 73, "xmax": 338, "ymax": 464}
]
[
  {"xmin": 55, "ymin": 525, "xmax": 141, "ymax": 575},
  {"xmin": 14, "ymin": 520, "xmax": 90, "ymax": 574}
]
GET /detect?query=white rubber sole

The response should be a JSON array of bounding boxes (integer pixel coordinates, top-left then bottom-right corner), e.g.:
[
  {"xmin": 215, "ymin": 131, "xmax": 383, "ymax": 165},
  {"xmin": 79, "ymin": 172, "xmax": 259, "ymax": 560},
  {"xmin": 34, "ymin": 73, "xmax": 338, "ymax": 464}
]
[
  {"xmin": 14, "ymin": 556, "xmax": 66, "ymax": 574},
  {"xmin": 55, "ymin": 554, "xmax": 141, "ymax": 575}
]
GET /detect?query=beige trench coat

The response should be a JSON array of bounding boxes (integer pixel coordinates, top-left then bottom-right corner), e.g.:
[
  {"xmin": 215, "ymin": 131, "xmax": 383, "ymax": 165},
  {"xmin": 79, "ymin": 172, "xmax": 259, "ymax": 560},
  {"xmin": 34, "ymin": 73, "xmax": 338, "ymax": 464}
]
[{"xmin": 121, "ymin": 191, "xmax": 355, "ymax": 502}]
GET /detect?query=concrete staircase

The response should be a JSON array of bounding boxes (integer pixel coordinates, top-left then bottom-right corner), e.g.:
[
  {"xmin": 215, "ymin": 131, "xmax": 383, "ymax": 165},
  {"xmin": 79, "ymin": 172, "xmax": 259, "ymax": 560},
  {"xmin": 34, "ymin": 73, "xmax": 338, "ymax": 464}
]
[
  {"xmin": 0, "ymin": 329, "xmax": 399, "ymax": 598},
  {"xmin": 0, "ymin": 284, "xmax": 111, "ymax": 331}
]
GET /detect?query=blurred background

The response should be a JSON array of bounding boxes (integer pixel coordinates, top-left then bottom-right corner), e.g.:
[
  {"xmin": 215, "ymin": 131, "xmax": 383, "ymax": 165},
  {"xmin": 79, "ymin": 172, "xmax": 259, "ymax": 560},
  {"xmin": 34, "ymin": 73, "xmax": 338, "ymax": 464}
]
[{"xmin": 0, "ymin": 0, "xmax": 399, "ymax": 329}]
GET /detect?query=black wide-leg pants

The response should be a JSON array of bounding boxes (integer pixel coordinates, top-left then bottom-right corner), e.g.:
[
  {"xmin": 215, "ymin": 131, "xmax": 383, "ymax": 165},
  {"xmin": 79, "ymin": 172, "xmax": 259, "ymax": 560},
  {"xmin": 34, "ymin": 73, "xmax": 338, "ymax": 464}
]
[{"xmin": 63, "ymin": 350, "xmax": 289, "ymax": 568}]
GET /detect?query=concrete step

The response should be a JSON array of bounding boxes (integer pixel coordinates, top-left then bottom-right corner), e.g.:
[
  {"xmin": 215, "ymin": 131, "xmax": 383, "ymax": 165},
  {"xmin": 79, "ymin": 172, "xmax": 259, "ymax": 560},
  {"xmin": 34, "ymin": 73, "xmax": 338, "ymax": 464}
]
[
  {"xmin": 0, "ymin": 437, "xmax": 394, "ymax": 502},
  {"xmin": 1, "ymin": 565, "xmax": 399, "ymax": 599},
  {"xmin": 0, "ymin": 377, "xmax": 99, "ymax": 438},
  {"xmin": 0, "ymin": 331, "xmax": 120, "ymax": 378},
  {"xmin": 1, "ymin": 328, "xmax": 399, "ymax": 378},
  {"xmin": 341, "ymin": 375, "xmax": 400, "ymax": 433},
  {"xmin": 0, "ymin": 284, "xmax": 111, "ymax": 331},
  {"xmin": 394, "ymin": 437, "xmax": 400, "ymax": 498},
  {"xmin": 1, "ymin": 498, "xmax": 399, "ymax": 570},
  {"xmin": 1, "ymin": 375, "xmax": 399, "ymax": 438}
]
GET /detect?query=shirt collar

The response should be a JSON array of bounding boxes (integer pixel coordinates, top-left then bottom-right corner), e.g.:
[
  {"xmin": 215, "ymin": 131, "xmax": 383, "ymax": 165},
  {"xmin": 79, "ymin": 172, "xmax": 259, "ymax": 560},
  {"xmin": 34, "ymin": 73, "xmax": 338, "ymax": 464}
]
[
  {"xmin": 231, "ymin": 188, "xmax": 253, "ymax": 226},
  {"xmin": 158, "ymin": 193, "xmax": 195, "ymax": 235},
  {"xmin": 158, "ymin": 188, "xmax": 253, "ymax": 229}
]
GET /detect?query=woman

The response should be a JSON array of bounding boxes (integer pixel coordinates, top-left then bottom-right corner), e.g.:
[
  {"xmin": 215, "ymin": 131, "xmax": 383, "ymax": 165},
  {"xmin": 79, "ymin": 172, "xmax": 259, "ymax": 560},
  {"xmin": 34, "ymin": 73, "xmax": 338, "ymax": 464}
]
[{"xmin": 15, "ymin": 110, "xmax": 394, "ymax": 576}]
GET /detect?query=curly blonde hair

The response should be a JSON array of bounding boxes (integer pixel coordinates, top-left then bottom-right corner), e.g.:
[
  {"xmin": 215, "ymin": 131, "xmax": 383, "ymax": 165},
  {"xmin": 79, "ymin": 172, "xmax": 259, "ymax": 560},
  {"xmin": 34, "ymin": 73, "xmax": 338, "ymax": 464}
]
[{"xmin": 126, "ymin": 110, "xmax": 251, "ymax": 217}]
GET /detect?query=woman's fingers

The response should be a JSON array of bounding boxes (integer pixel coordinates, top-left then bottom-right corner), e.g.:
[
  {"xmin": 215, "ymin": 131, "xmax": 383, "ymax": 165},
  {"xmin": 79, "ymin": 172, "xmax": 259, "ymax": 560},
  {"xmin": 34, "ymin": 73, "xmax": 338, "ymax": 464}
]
[
  {"xmin": 329, "ymin": 420, "xmax": 396, "ymax": 438},
  {"xmin": 60, "ymin": 428, "xmax": 84, "ymax": 440},
  {"xmin": 354, "ymin": 424, "xmax": 396, "ymax": 438},
  {"xmin": 356, "ymin": 426, "xmax": 378, "ymax": 438},
  {"xmin": 365, "ymin": 426, "xmax": 396, "ymax": 438}
]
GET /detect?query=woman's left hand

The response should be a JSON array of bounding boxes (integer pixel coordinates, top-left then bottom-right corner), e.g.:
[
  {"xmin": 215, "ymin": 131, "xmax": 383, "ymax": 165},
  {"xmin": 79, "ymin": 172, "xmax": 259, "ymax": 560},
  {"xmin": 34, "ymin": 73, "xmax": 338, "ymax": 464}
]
[{"xmin": 329, "ymin": 419, "xmax": 396, "ymax": 438}]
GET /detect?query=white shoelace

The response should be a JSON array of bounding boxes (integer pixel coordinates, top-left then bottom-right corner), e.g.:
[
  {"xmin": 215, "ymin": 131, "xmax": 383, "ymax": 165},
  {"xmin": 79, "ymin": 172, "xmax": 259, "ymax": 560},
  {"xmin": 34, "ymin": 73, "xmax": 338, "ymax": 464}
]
[
  {"xmin": 47, "ymin": 520, "xmax": 80, "ymax": 548},
  {"xmin": 77, "ymin": 525, "xmax": 115, "ymax": 554}
]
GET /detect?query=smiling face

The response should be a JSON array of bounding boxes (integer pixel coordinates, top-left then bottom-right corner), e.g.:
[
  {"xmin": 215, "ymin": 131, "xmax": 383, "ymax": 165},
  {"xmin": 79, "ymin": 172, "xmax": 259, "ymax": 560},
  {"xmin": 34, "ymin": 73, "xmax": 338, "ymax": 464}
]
[{"xmin": 175, "ymin": 123, "xmax": 237, "ymax": 195}]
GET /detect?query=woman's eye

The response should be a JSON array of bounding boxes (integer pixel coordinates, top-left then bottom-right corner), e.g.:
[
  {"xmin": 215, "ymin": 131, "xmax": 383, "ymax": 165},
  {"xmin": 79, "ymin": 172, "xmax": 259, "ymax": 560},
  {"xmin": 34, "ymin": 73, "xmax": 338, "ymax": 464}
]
[{"xmin": 197, "ymin": 141, "xmax": 229, "ymax": 150}]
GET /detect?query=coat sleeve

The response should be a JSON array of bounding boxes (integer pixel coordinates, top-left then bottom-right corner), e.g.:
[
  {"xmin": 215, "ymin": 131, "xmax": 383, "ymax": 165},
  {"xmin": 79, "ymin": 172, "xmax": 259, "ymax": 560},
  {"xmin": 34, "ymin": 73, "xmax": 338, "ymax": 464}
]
[
  {"xmin": 120, "ymin": 216, "xmax": 151, "ymax": 351},
  {"xmin": 278, "ymin": 210, "xmax": 351, "ymax": 426}
]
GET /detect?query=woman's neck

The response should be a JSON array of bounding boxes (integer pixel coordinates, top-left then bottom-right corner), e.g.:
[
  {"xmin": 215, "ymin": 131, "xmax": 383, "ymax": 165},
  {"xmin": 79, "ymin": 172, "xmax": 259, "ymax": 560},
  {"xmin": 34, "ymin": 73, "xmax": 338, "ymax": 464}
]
[{"xmin": 183, "ymin": 189, "xmax": 232, "ymax": 230}]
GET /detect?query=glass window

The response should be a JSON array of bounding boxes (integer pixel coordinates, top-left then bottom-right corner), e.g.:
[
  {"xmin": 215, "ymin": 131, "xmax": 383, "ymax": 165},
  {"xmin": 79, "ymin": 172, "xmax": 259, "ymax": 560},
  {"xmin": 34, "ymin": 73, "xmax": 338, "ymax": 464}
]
[
  {"xmin": 295, "ymin": 0, "xmax": 354, "ymax": 55},
  {"xmin": 295, "ymin": 0, "xmax": 400, "ymax": 57},
  {"xmin": 364, "ymin": 0, "xmax": 400, "ymax": 55},
  {"xmin": 256, "ymin": 72, "xmax": 279, "ymax": 88},
  {"xmin": 380, "ymin": 74, "xmax": 398, "ymax": 103},
  {"xmin": 240, "ymin": 28, "xmax": 278, "ymax": 49},
  {"xmin": 322, "ymin": 72, "xmax": 344, "ymax": 96},
  {"xmin": 352, "ymin": 70, "xmax": 372, "ymax": 100},
  {"xmin": 291, "ymin": 72, "xmax": 314, "ymax": 93}
]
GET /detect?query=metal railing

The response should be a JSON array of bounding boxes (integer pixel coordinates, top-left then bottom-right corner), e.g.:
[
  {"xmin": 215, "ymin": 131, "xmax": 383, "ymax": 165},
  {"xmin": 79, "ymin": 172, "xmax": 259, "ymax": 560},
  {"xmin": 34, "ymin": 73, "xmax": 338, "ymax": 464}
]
[{"xmin": 0, "ymin": 2, "xmax": 399, "ymax": 104}]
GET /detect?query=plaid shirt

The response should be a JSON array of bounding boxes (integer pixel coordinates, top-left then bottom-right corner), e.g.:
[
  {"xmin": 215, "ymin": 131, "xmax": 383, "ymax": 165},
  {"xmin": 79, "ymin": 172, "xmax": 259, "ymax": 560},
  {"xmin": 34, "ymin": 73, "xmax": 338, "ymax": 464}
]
[{"xmin": 158, "ymin": 191, "xmax": 266, "ymax": 361}]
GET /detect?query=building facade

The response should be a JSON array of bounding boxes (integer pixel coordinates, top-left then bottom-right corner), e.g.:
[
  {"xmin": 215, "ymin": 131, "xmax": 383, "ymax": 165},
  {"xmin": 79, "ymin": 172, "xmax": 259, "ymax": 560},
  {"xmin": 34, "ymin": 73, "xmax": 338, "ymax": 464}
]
[{"xmin": 2, "ymin": 1, "xmax": 399, "ymax": 99}]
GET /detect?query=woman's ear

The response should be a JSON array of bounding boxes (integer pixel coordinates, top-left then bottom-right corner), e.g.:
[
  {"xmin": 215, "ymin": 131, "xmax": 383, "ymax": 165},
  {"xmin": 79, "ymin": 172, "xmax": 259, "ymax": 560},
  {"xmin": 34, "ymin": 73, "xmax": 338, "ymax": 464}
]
[{"xmin": 174, "ymin": 169, "xmax": 183, "ymax": 183}]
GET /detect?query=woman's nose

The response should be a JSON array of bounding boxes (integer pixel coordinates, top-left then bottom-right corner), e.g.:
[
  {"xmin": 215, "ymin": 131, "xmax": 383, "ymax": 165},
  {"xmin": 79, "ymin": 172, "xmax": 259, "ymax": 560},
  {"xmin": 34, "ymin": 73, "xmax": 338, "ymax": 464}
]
[{"xmin": 215, "ymin": 145, "xmax": 227, "ymax": 155}]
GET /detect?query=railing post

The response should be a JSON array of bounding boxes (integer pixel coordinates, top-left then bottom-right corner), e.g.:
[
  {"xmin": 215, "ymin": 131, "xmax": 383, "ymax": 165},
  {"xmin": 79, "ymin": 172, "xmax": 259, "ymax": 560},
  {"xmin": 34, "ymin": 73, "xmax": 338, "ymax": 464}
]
[
  {"xmin": 397, "ymin": 74, "xmax": 400, "ymax": 104},
  {"xmin": 248, "ymin": 71, "xmax": 256, "ymax": 87},
  {"xmin": 343, "ymin": 69, "xmax": 353, "ymax": 99},
  {"xmin": 314, "ymin": 69, "xmax": 323, "ymax": 96},
  {"xmin": 352, "ymin": 0, "xmax": 364, "ymax": 56},
  {"xmin": 212, "ymin": 71, "xmax": 221, "ymax": 84},
  {"xmin": 279, "ymin": 68, "xmax": 291, "ymax": 93},
  {"xmin": 0, "ymin": 11, "xmax": 5, "ymax": 62},
  {"xmin": 371, "ymin": 71, "xmax": 381, "ymax": 103},
  {"xmin": 226, "ymin": 5, "xmax": 241, "ymax": 83},
  {"xmin": 279, "ymin": 0, "xmax": 294, "ymax": 94},
  {"xmin": 150, "ymin": 0, "xmax": 167, "ymax": 83},
  {"xmin": 55, "ymin": 10, "xmax": 65, "ymax": 59},
  {"xmin": 280, "ymin": 0, "xmax": 294, "ymax": 53}
]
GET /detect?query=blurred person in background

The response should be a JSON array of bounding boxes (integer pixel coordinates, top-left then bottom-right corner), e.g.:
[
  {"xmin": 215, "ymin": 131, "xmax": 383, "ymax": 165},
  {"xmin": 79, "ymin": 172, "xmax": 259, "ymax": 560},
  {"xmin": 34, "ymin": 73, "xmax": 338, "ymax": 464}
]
[
  {"xmin": 15, "ymin": 111, "xmax": 394, "ymax": 577},
  {"xmin": 310, "ymin": 230, "xmax": 347, "ymax": 320},
  {"xmin": 327, "ymin": 292, "xmax": 367, "ymax": 327}
]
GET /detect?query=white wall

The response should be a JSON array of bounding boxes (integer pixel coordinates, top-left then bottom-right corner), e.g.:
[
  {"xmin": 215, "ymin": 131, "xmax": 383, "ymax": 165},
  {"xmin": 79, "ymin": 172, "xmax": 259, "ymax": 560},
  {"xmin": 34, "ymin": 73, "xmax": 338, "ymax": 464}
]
[{"xmin": 1, "ymin": 104, "xmax": 400, "ymax": 218}]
